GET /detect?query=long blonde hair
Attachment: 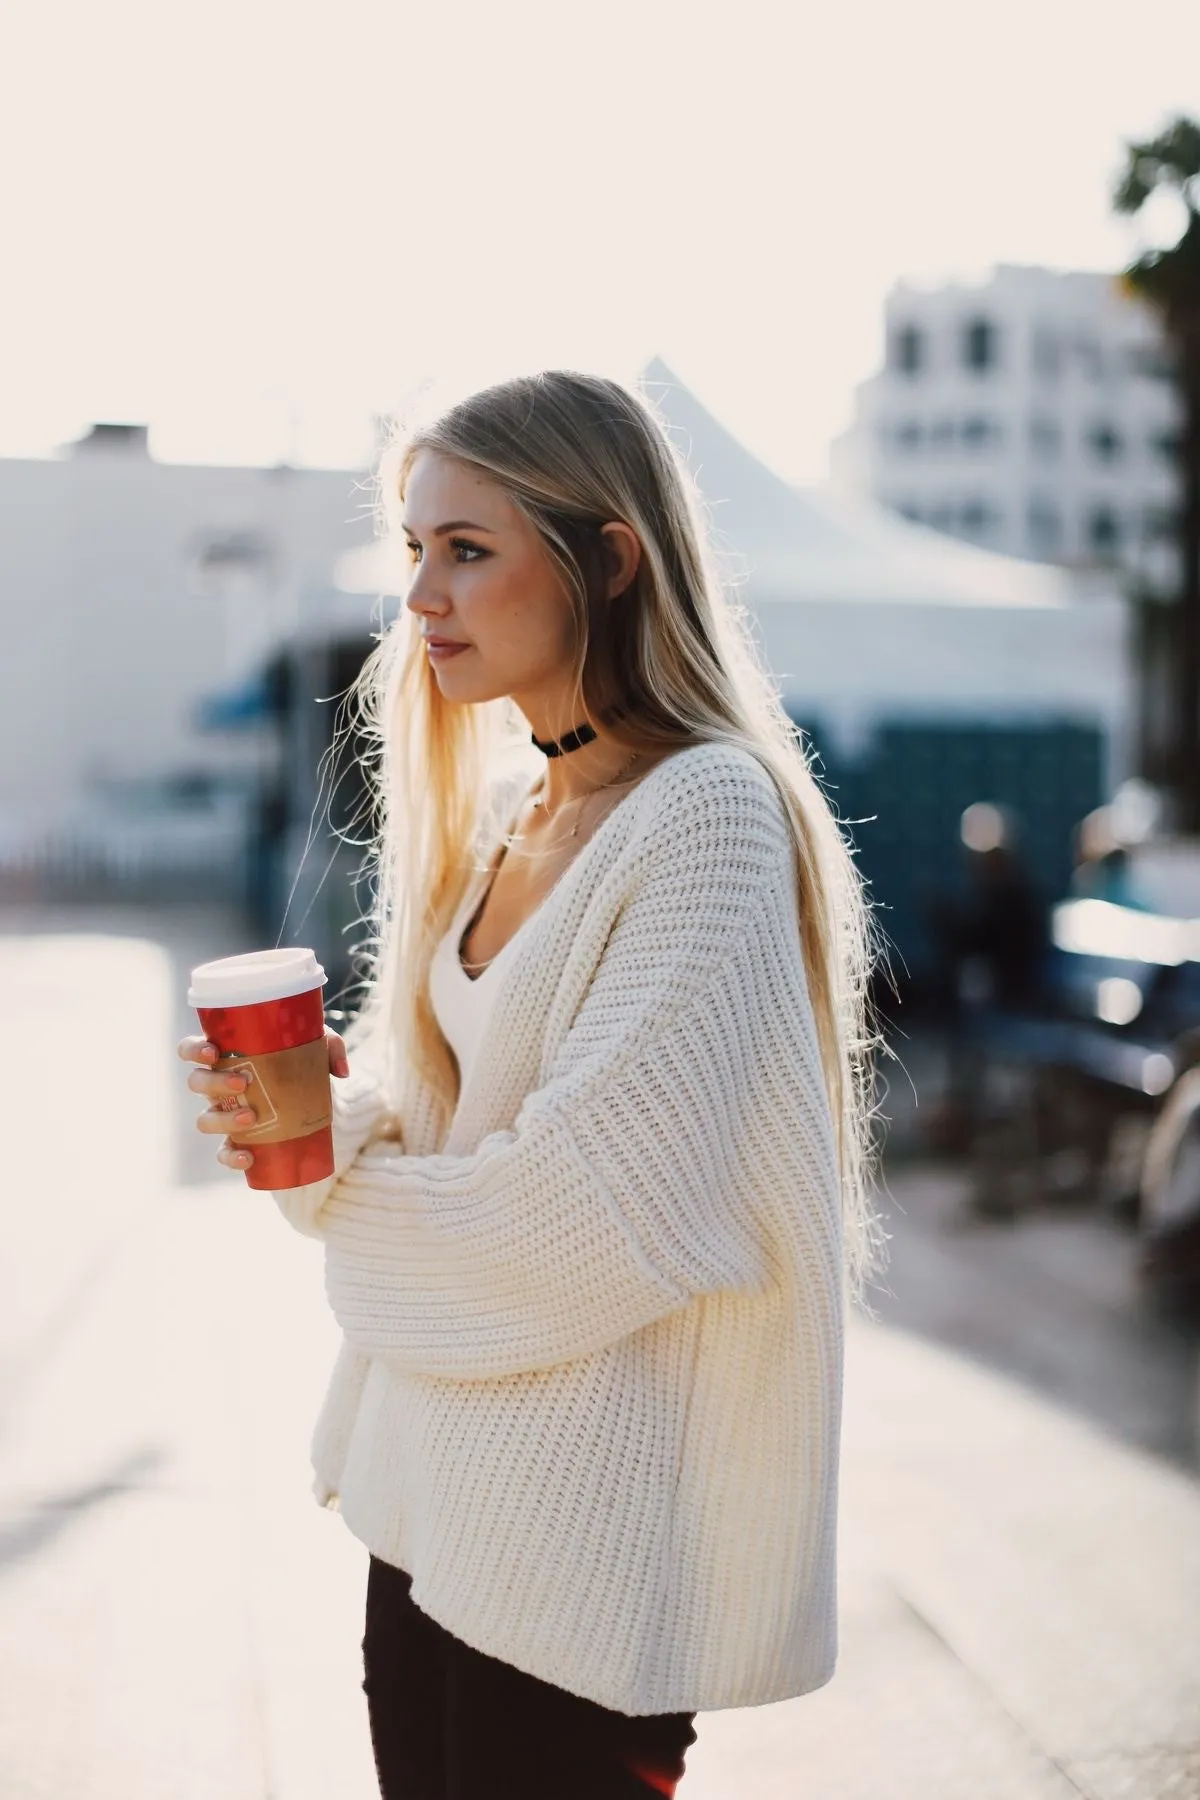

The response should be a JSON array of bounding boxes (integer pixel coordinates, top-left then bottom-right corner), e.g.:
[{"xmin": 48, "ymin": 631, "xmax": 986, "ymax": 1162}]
[{"xmin": 340, "ymin": 368, "xmax": 889, "ymax": 1305}]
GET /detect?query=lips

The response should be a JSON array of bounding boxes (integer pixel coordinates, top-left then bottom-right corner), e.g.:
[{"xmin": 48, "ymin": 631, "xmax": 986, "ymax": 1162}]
[{"xmin": 424, "ymin": 635, "xmax": 471, "ymax": 662}]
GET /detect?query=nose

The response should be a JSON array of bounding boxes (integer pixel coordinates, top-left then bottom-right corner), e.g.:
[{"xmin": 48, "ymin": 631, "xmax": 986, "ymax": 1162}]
[{"xmin": 404, "ymin": 568, "xmax": 450, "ymax": 621}]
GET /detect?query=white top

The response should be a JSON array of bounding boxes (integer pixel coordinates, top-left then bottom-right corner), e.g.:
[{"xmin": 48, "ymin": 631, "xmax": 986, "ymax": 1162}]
[
  {"xmin": 271, "ymin": 742, "xmax": 845, "ymax": 1716},
  {"xmin": 428, "ymin": 854, "xmax": 536, "ymax": 1091}
]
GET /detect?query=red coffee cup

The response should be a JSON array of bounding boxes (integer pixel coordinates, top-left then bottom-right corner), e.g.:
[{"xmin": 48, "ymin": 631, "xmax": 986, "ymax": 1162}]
[{"xmin": 187, "ymin": 948, "xmax": 333, "ymax": 1190}]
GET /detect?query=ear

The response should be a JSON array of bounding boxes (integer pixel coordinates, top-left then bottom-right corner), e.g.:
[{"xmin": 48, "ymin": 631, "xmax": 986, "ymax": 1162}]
[{"xmin": 599, "ymin": 522, "xmax": 642, "ymax": 600}]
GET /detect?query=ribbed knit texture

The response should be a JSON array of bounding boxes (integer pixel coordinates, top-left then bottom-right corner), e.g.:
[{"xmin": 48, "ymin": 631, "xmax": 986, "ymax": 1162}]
[{"xmin": 271, "ymin": 742, "xmax": 845, "ymax": 1715}]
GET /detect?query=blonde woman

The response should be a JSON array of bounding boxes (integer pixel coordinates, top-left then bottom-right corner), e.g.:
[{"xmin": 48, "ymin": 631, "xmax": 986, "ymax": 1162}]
[{"xmin": 180, "ymin": 370, "xmax": 887, "ymax": 1799}]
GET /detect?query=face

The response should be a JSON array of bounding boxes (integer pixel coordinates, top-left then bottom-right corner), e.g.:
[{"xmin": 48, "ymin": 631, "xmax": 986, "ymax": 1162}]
[{"xmin": 401, "ymin": 449, "xmax": 580, "ymax": 716}]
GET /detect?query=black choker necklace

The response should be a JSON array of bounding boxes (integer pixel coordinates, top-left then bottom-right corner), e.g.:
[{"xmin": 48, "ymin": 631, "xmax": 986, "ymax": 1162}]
[
  {"xmin": 530, "ymin": 721, "xmax": 598, "ymax": 757},
  {"xmin": 531, "ymin": 703, "xmax": 629, "ymax": 758}
]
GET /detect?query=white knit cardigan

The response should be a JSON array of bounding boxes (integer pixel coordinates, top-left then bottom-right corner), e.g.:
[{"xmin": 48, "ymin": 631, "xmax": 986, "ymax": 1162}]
[{"xmin": 272, "ymin": 742, "xmax": 845, "ymax": 1715}]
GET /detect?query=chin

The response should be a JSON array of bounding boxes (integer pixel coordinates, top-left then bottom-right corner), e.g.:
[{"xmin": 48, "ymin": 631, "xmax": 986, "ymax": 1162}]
[{"xmin": 432, "ymin": 663, "xmax": 506, "ymax": 705}]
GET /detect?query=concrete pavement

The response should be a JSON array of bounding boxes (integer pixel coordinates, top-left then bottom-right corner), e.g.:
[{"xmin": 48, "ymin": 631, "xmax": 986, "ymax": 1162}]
[{"xmin": 1, "ymin": 923, "xmax": 1199, "ymax": 1798}]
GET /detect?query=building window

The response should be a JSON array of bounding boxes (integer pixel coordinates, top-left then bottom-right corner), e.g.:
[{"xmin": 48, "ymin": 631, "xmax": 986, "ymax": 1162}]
[
  {"xmin": 960, "ymin": 416, "xmax": 998, "ymax": 448},
  {"xmin": 1150, "ymin": 429, "xmax": 1181, "ymax": 463},
  {"xmin": 1087, "ymin": 422, "xmax": 1123, "ymax": 462},
  {"xmin": 891, "ymin": 324, "xmax": 925, "ymax": 375},
  {"xmin": 963, "ymin": 316, "xmax": 998, "ymax": 372},
  {"xmin": 959, "ymin": 499, "xmax": 998, "ymax": 537},
  {"xmin": 1127, "ymin": 343, "xmax": 1175, "ymax": 380},
  {"xmin": 1032, "ymin": 328, "xmax": 1061, "ymax": 379},
  {"xmin": 1087, "ymin": 505, "xmax": 1122, "ymax": 559},
  {"xmin": 1075, "ymin": 337, "xmax": 1104, "ymax": 381},
  {"xmin": 1030, "ymin": 415, "xmax": 1061, "ymax": 459},
  {"xmin": 894, "ymin": 418, "xmax": 923, "ymax": 450},
  {"xmin": 1143, "ymin": 505, "xmax": 1180, "ymax": 546},
  {"xmin": 1028, "ymin": 498, "xmax": 1062, "ymax": 557}
]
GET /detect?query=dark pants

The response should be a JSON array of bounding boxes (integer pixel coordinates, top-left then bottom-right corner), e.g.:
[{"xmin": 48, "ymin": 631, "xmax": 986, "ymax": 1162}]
[{"xmin": 362, "ymin": 1555, "xmax": 698, "ymax": 1799}]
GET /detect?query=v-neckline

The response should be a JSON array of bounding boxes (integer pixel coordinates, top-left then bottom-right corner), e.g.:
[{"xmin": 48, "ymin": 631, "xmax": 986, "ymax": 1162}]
[
  {"xmin": 454, "ymin": 744, "xmax": 703, "ymax": 983},
  {"xmin": 455, "ymin": 858, "xmax": 548, "ymax": 983}
]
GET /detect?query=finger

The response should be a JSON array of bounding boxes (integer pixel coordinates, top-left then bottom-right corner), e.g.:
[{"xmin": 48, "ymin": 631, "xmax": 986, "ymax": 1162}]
[
  {"xmin": 218, "ymin": 1138, "xmax": 254, "ymax": 1171},
  {"xmin": 178, "ymin": 1035, "xmax": 219, "ymax": 1066},
  {"xmin": 327, "ymin": 1030, "xmax": 350, "ymax": 1079},
  {"xmin": 196, "ymin": 1102, "xmax": 258, "ymax": 1136},
  {"xmin": 186, "ymin": 1065, "xmax": 254, "ymax": 1100}
]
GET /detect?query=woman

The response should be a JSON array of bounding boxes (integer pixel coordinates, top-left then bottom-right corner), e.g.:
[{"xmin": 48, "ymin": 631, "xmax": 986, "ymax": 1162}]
[{"xmin": 179, "ymin": 369, "xmax": 887, "ymax": 1799}]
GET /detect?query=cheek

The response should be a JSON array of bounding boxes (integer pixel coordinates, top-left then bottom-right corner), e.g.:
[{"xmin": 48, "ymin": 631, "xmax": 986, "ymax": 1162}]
[{"xmin": 465, "ymin": 558, "xmax": 573, "ymax": 650}]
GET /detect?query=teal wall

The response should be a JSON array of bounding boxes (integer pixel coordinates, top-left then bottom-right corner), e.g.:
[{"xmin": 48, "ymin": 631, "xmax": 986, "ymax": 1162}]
[{"xmin": 791, "ymin": 717, "xmax": 1105, "ymax": 984}]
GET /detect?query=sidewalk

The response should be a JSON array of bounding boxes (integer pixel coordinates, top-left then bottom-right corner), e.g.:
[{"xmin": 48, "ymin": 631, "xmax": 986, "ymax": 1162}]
[{"xmin": 1, "ymin": 929, "xmax": 1198, "ymax": 1797}]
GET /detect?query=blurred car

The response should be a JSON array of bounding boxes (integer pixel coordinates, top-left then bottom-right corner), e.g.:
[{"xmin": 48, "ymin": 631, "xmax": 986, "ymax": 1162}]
[
  {"xmin": 1048, "ymin": 836, "xmax": 1200, "ymax": 1123},
  {"xmin": 965, "ymin": 835, "xmax": 1200, "ymax": 1313}
]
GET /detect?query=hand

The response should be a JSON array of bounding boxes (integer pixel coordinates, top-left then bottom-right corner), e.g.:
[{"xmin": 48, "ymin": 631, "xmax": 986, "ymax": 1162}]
[{"xmin": 178, "ymin": 1028, "xmax": 350, "ymax": 1173}]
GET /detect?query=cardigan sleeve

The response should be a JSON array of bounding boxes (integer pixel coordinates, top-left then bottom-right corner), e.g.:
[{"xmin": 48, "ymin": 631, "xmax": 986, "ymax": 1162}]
[
  {"xmin": 269, "ymin": 1064, "xmax": 394, "ymax": 1242},
  {"xmin": 307, "ymin": 756, "xmax": 820, "ymax": 1379}
]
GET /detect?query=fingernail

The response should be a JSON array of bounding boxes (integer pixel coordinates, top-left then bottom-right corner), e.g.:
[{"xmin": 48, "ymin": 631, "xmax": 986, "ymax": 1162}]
[{"xmin": 237, "ymin": 1110, "xmax": 256, "ymax": 1125}]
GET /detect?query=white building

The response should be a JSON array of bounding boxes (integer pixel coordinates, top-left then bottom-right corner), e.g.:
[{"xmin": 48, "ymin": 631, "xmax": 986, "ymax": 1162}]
[
  {"xmin": 0, "ymin": 423, "xmax": 374, "ymax": 827},
  {"xmin": 831, "ymin": 265, "xmax": 1181, "ymax": 592}
]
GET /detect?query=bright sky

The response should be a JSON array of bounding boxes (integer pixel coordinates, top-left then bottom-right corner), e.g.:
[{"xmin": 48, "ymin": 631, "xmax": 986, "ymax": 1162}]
[{"xmin": 2, "ymin": 0, "xmax": 1198, "ymax": 481}]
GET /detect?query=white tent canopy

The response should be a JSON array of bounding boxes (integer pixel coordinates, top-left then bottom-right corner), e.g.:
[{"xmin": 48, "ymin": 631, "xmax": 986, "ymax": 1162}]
[
  {"xmin": 641, "ymin": 357, "xmax": 1104, "ymax": 610},
  {"xmin": 336, "ymin": 357, "xmax": 1131, "ymax": 770}
]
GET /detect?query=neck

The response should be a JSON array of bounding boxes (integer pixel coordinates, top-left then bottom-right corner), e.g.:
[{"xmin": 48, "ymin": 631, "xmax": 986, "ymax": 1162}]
[
  {"xmin": 535, "ymin": 727, "xmax": 645, "ymax": 810},
  {"xmin": 518, "ymin": 697, "xmax": 644, "ymax": 808}
]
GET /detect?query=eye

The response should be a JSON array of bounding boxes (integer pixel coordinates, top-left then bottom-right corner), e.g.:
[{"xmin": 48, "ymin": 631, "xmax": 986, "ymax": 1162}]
[{"xmin": 403, "ymin": 537, "xmax": 488, "ymax": 564}]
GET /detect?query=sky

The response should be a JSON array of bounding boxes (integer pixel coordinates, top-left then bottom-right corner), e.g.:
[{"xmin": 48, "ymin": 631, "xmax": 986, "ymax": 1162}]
[{"xmin": 1, "ymin": 0, "xmax": 1198, "ymax": 482}]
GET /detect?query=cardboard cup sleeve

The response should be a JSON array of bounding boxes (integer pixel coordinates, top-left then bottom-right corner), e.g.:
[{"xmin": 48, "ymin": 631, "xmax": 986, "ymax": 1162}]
[{"xmin": 216, "ymin": 1039, "xmax": 333, "ymax": 1146}]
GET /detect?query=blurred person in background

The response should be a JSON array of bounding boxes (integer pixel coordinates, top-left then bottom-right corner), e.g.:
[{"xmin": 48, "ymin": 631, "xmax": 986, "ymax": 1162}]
[
  {"xmin": 942, "ymin": 802, "xmax": 1049, "ymax": 1017},
  {"xmin": 924, "ymin": 803, "xmax": 1050, "ymax": 1154},
  {"xmin": 179, "ymin": 370, "xmax": 887, "ymax": 1800}
]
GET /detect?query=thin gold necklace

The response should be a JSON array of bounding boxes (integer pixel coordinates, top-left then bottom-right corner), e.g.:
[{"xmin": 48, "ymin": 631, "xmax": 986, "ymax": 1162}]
[
  {"xmin": 530, "ymin": 747, "xmax": 645, "ymax": 838},
  {"xmin": 460, "ymin": 748, "xmax": 647, "ymax": 973}
]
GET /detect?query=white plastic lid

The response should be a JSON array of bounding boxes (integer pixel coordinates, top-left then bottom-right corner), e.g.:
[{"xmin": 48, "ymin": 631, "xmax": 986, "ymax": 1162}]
[{"xmin": 188, "ymin": 947, "xmax": 327, "ymax": 1010}]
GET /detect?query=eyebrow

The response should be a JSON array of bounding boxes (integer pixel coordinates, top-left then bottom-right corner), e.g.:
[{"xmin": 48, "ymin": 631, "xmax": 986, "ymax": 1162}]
[{"xmin": 400, "ymin": 519, "xmax": 499, "ymax": 538}]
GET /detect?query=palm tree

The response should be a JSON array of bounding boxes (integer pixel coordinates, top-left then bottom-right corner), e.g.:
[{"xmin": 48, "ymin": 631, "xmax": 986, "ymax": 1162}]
[{"xmin": 1114, "ymin": 117, "xmax": 1200, "ymax": 830}]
